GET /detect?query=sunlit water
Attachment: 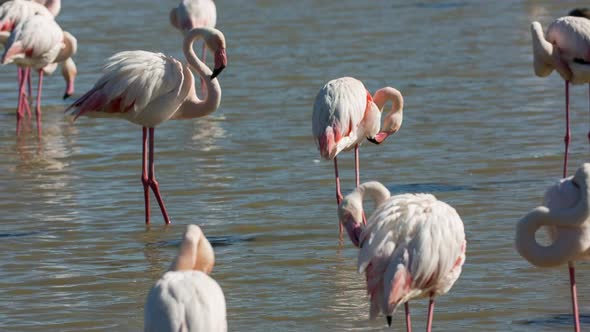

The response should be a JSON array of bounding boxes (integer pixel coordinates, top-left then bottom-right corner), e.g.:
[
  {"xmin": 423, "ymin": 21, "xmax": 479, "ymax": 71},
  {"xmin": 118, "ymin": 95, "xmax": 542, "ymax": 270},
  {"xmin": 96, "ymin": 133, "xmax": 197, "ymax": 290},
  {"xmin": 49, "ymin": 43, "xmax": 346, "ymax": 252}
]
[{"xmin": 1, "ymin": 0, "xmax": 590, "ymax": 331}]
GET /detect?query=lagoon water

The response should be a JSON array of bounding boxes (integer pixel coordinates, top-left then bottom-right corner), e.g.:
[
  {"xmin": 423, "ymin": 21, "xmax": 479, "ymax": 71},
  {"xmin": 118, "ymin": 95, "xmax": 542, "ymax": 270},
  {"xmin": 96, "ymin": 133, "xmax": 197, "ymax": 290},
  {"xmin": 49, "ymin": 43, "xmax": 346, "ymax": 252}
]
[{"xmin": 1, "ymin": 0, "xmax": 590, "ymax": 330}]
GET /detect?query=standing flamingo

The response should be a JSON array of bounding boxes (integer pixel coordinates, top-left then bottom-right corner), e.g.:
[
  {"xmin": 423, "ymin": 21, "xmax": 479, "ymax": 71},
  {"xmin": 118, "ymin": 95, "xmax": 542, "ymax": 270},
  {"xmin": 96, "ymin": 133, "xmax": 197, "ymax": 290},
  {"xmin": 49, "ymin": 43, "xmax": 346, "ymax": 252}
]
[
  {"xmin": 531, "ymin": 16, "xmax": 590, "ymax": 332},
  {"xmin": 1, "ymin": 14, "xmax": 76, "ymax": 135},
  {"xmin": 170, "ymin": 0, "xmax": 217, "ymax": 98},
  {"xmin": 65, "ymin": 27, "xmax": 227, "ymax": 225},
  {"xmin": 516, "ymin": 163, "xmax": 590, "ymax": 331},
  {"xmin": 339, "ymin": 181, "xmax": 466, "ymax": 331},
  {"xmin": 144, "ymin": 224, "xmax": 227, "ymax": 332},
  {"xmin": 312, "ymin": 77, "xmax": 404, "ymax": 237}
]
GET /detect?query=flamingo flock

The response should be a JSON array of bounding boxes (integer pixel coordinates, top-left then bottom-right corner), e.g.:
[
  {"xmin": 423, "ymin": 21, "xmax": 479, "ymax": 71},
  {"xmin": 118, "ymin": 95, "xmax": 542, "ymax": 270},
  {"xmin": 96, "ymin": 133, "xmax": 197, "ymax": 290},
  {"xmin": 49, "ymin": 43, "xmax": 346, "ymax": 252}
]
[{"xmin": 2, "ymin": 0, "xmax": 590, "ymax": 331}]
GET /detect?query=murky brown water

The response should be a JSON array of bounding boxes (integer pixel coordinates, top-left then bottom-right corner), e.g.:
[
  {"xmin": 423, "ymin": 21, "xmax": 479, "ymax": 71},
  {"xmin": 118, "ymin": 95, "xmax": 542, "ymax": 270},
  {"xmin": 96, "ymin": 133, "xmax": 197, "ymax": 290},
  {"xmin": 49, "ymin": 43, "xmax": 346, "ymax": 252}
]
[{"xmin": 2, "ymin": 0, "xmax": 590, "ymax": 330}]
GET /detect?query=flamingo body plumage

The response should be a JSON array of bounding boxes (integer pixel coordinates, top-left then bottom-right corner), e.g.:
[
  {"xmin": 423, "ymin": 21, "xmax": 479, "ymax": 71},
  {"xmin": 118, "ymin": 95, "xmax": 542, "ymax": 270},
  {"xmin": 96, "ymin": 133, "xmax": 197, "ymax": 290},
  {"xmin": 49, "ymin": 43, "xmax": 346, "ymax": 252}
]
[
  {"xmin": 170, "ymin": 0, "xmax": 216, "ymax": 32},
  {"xmin": 339, "ymin": 181, "xmax": 466, "ymax": 330},
  {"xmin": 145, "ymin": 225, "xmax": 227, "ymax": 332}
]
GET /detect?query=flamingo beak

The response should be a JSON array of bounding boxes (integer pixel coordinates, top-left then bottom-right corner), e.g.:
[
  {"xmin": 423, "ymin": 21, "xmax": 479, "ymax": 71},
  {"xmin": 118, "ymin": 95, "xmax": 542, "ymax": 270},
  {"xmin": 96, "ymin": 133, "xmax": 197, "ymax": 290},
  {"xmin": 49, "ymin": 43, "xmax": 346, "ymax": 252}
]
[
  {"xmin": 386, "ymin": 316, "xmax": 392, "ymax": 327},
  {"xmin": 210, "ymin": 47, "xmax": 227, "ymax": 80},
  {"xmin": 367, "ymin": 132, "xmax": 390, "ymax": 145}
]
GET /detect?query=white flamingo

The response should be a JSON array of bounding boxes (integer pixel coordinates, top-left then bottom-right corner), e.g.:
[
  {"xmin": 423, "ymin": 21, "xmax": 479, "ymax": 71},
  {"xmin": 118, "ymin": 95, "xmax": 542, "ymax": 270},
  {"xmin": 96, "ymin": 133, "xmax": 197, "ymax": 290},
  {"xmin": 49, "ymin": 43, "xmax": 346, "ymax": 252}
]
[
  {"xmin": 516, "ymin": 163, "xmax": 590, "ymax": 332},
  {"xmin": 144, "ymin": 224, "xmax": 227, "ymax": 332},
  {"xmin": 312, "ymin": 77, "xmax": 403, "ymax": 238},
  {"xmin": 531, "ymin": 16, "xmax": 590, "ymax": 331},
  {"xmin": 1, "ymin": 14, "xmax": 76, "ymax": 135},
  {"xmin": 66, "ymin": 27, "xmax": 227, "ymax": 225},
  {"xmin": 339, "ymin": 181, "xmax": 466, "ymax": 331}
]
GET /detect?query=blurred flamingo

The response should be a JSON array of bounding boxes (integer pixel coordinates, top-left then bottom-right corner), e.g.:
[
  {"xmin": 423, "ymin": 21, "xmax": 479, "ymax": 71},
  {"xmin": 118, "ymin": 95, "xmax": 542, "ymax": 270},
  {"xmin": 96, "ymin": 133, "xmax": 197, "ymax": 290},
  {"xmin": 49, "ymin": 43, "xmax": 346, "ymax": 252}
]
[
  {"xmin": 1, "ymin": 14, "xmax": 76, "ymax": 135},
  {"xmin": 170, "ymin": 0, "xmax": 216, "ymax": 97},
  {"xmin": 339, "ymin": 181, "xmax": 466, "ymax": 331},
  {"xmin": 312, "ymin": 77, "xmax": 403, "ymax": 238},
  {"xmin": 145, "ymin": 224, "xmax": 227, "ymax": 332},
  {"xmin": 516, "ymin": 163, "xmax": 590, "ymax": 332},
  {"xmin": 65, "ymin": 27, "xmax": 227, "ymax": 225}
]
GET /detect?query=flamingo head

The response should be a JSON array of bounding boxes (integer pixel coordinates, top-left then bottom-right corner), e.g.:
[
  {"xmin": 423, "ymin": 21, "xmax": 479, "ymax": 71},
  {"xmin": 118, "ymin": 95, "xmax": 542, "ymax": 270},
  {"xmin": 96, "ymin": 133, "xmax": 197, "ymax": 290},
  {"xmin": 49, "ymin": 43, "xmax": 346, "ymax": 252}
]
[
  {"xmin": 205, "ymin": 29, "xmax": 227, "ymax": 79},
  {"xmin": 338, "ymin": 193, "xmax": 363, "ymax": 247},
  {"xmin": 367, "ymin": 87, "xmax": 404, "ymax": 144}
]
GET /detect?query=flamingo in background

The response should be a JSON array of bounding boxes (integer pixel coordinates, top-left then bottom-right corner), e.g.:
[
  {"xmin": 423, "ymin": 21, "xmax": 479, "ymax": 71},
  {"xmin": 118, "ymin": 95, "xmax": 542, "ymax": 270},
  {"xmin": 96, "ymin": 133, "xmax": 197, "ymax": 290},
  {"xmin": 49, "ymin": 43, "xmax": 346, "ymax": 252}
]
[
  {"xmin": 66, "ymin": 27, "xmax": 227, "ymax": 225},
  {"xmin": 170, "ymin": 0, "xmax": 217, "ymax": 97},
  {"xmin": 339, "ymin": 181, "xmax": 466, "ymax": 331},
  {"xmin": 144, "ymin": 224, "xmax": 227, "ymax": 332},
  {"xmin": 312, "ymin": 77, "xmax": 403, "ymax": 238},
  {"xmin": 516, "ymin": 163, "xmax": 590, "ymax": 332},
  {"xmin": 531, "ymin": 15, "xmax": 590, "ymax": 332},
  {"xmin": 2, "ymin": 14, "xmax": 76, "ymax": 135}
]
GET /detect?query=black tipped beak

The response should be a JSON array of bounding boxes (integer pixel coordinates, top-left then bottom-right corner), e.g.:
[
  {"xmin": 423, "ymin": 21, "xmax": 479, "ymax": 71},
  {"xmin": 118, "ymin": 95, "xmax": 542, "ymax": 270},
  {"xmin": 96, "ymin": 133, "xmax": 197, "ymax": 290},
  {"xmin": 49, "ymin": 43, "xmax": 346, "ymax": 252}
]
[
  {"xmin": 63, "ymin": 93, "xmax": 72, "ymax": 100},
  {"xmin": 386, "ymin": 316, "xmax": 392, "ymax": 327},
  {"xmin": 367, "ymin": 137, "xmax": 381, "ymax": 145},
  {"xmin": 210, "ymin": 65, "xmax": 225, "ymax": 80}
]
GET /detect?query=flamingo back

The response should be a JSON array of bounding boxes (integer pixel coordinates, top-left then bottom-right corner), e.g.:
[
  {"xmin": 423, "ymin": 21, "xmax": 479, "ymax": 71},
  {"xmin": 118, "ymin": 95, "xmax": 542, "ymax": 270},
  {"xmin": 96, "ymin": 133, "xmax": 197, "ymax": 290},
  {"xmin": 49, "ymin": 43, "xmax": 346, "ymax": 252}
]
[
  {"xmin": 312, "ymin": 77, "xmax": 373, "ymax": 159},
  {"xmin": 0, "ymin": 0, "xmax": 51, "ymax": 33},
  {"xmin": 66, "ymin": 51, "xmax": 190, "ymax": 128},
  {"xmin": 172, "ymin": 0, "xmax": 217, "ymax": 31},
  {"xmin": 358, "ymin": 193, "xmax": 466, "ymax": 316},
  {"xmin": 3, "ymin": 14, "xmax": 62, "ymax": 67},
  {"xmin": 144, "ymin": 270, "xmax": 227, "ymax": 332},
  {"xmin": 547, "ymin": 17, "xmax": 590, "ymax": 63}
]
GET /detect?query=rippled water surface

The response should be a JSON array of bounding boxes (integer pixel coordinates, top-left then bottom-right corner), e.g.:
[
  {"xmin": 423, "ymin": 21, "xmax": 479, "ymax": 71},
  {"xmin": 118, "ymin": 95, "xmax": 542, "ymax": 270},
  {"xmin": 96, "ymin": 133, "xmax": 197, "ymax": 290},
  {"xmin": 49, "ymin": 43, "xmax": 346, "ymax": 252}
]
[{"xmin": 2, "ymin": 0, "xmax": 590, "ymax": 331}]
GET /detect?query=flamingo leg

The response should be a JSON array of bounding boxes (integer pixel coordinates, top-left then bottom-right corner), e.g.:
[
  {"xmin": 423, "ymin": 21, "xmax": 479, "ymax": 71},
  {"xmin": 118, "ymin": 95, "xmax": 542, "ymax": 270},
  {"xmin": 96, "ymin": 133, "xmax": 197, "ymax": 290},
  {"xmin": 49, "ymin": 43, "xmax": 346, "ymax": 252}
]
[
  {"xmin": 141, "ymin": 127, "xmax": 150, "ymax": 224},
  {"xmin": 15, "ymin": 67, "xmax": 26, "ymax": 135},
  {"xmin": 147, "ymin": 128, "xmax": 171, "ymax": 224},
  {"xmin": 35, "ymin": 69, "xmax": 43, "ymax": 136},
  {"xmin": 27, "ymin": 67, "xmax": 32, "ymax": 101},
  {"xmin": 200, "ymin": 43, "xmax": 207, "ymax": 99},
  {"xmin": 334, "ymin": 157, "xmax": 344, "ymax": 239},
  {"xmin": 569, "ymin": 262, "xmax": 581, "ymax": 332},
  {"xmin": 354, "ymin": 144, "xmax": 367, "ymax": 225},
  {"xmin": 405, "ymin": 302, "xmax": 412, "ymax": 332},
  {"xmin": 564, "ymin": 80, "xmax": 571, "ymax": 177},
  {"xmin": 426, "ymin": 296, "xmax": 435, "ymax": 332}
]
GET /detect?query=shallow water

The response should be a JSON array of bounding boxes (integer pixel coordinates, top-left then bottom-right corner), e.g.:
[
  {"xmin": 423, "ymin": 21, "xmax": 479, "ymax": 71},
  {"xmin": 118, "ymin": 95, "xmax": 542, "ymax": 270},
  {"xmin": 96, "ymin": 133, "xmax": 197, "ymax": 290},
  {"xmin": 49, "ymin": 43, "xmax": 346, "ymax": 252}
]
[{"xmin": 1, "ymin": 0, "xmax": 590, "ymax": 331}]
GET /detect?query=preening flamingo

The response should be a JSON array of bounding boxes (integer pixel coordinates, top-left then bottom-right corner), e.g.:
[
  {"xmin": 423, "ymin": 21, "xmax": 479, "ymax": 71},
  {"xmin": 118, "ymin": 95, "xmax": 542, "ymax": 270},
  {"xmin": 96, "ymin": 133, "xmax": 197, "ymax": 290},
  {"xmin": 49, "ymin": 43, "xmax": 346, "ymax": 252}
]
[
  {"xmin": 144, "ymin": 224, "xmax": 227, "ymax": 332},
  {"xmin": 516, "ymin": 163, "xmax": 590, "ymax": 331},
  {"xmin": 312, "ymin": 77, "xmax": 403, "ymax": 237},
  {"xmin": 1, "ymin": 14, "xmax": 76, "ymax": 135},
  {"xmin": 66, "ymin": 27, "xmax": 227, "ymax": 225},
  {"xmin": 339, "ymin": 181, "xmax": 466, "ymax": 331},
  {"xmin": 531, "ymin": 16, "xmax": 590, "ymax": 331},
  {"xmin": 170, "ymin": 0, "xmax": 217, "ymax": 97}
]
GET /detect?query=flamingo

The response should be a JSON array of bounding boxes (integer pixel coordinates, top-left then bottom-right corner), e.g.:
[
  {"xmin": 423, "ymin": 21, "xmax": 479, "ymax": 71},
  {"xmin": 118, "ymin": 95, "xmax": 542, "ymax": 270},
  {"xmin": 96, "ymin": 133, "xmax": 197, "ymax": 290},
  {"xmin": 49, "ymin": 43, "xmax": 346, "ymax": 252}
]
[
  {"xmin": 170, "ymin": 0, "xmax": 217, "ymax": 98},
  {"xmin": 569, "ymin": 8, "xmax": 590, "ymax": 19},
  {"xmin": 339, "ymin": 181, "xmax": 466, "ymax": 331},
  {"xmin": 144, "ymin": 224, "xmax": 227, "ymax": 332},
  {"xmin": 516, "ymin": 163, "xmax": 590, "ymax": 331},
  {"xmin": 65, "ymin": 27, "xmax": 227, "ymax": 225},
  {"xmin": 1, "ymin": 14, "xmax": 76, "ymax": 136},
  {"xmin": 531, "ymin": 16, "xmax": 590, "ymax": 331},
  {"xmin": 312, "ymin": 77, "xmax": 403, "ymax": 238}
]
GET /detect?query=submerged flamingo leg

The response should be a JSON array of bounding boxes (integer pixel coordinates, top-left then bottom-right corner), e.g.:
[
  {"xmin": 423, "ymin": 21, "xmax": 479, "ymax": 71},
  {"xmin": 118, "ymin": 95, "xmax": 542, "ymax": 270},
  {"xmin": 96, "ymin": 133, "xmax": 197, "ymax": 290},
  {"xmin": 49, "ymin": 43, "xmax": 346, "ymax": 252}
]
[
  {"xmin": 22, "ymin": 68, "xmax": 31, "ymax": 119},
  {"xmin": 35, "ymin": 69, "xmax": 43, "ymax": 136},
  {"xmin": 141, "ymin": 127, "xmax": 150, "ymax": 224},
  {"xmin": 405, "ymin": 302, "xmax": 412, "ymax": 332},
  {"xmin": 147, "ymin": 128, "xmax": 171, "ymax": 224},
  {"xmin": 354, "ymin": 144, "xmax": 367, "ymax": 224},
  {"xmin": 426, "ymin": 296, "xmax": 435, "ymax": 332},
  {"xmin": 334, "ymin": 157, "xmax": 343, "ymax": 239},
  {"xmin": 200, "ymin": 43, "xmax": 207, "ymax": 99},
  {"xmin": 564, "ymin": 81, "xmax": 571, "ymax": 177}
]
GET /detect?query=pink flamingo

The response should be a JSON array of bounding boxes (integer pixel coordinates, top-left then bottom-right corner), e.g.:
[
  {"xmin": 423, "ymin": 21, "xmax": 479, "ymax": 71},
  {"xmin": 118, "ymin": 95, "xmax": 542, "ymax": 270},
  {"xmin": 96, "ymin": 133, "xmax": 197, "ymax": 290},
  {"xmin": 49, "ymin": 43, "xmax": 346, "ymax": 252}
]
[
  {"xmin": 516, "ymin": 163, "xmax": 590, "ymax": 332},
  {"xmin": 170, "ymin": 0, "xmax": 216, "ymax": 98},
  {"xmin": 339, "ymin": 181, "xmax": 466, "ymax": 331},
  {"xmin": 312, "ymin": 77, "xmax": 403, "ymax": 237},
  {"xmin": 531, "ymin": 15, "xmax": 590, "ymax": 332},
  {"xmin": 144, "ymin": 224, "xmax": 227, "ymax": 332},
  {"xmin": 66, "ymin": 27, "xmax": 227, "ymax": 225},
  {"xmin": 1, "ymin": 14, "xmax": 76, "ymax": 136}
]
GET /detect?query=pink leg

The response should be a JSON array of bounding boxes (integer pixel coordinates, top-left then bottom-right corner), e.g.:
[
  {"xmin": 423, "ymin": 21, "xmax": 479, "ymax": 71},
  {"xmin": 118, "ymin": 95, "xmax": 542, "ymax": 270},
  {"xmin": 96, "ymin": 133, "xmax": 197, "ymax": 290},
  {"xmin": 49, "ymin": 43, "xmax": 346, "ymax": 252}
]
[
  {"xmin": 564, "ymin": 80, "xmax": 571, "ymax": 178},
  {"xmin": 354, "ymin": 145, "xmax": 367, "ymax": 224},
  {"xmin": 21, "ymin": 68, "xmax": 31, "ymax": 119},
  {"xmin": 569, "ymin": 262, "xmax": 581, "ymax": 332},
  {"xmin": 405, "ymin": 302, "xmax": 412, "ymax": 332},
  {"xmin": 27, "ymin": 67, "xmax": 32, "ymax": 100},
  {"xmin": 426, "ymin": 296, "xmax": 435, "ymax": 332},
  {"xmin": 35, "ymin": 69, "xmax": 43, "ymax": 136},
  {"xmin": 15, "ymin": 67, "xmax": 26, "ymax": 135},
  {"xmin": 141, "ymin": 127, "xmax": 150, "ymax": 224},
  {"xmin": 334, "ymin": 157, "xmax": 343, "ymax": 239},
  {"xmin": 147, "ymin": 128, "xmax": 171, "ymax": 224},
  {"xmin": 200, "ymin": 43, "xmax": 207, "ymax": 98}
]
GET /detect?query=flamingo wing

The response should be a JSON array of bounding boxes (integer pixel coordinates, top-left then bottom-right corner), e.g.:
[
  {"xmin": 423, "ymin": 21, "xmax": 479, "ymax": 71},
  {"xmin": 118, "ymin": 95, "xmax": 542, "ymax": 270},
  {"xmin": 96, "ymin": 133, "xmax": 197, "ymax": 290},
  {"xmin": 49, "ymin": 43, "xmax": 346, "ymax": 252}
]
[
  {"xmin": 547, "ymin": 16, "xmax": 590, "ymax": 62},
  {"xmin": 0, "ymin": 0, "xmax": 51, "ymax": 33},
  {"xmin": 2, "ymin": 14, "xmax": 62, "ymax": 66},
  {"xmin": 144, "ymin": 271, "xmax": 227, "ymax": 332},
  {"xmin": 66, "ymin": 50, "xmax": 189, "ymax": 127}
]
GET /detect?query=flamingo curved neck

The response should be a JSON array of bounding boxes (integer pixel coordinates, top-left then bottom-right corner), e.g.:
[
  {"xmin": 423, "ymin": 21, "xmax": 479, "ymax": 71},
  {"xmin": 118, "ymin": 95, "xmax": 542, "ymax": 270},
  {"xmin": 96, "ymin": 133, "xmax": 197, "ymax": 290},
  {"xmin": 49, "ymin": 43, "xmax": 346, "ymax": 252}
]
[
  {"xmin": 175, "ymin": 28, "xmax": 221, "ymax": 119},
  {"xmin": 358, "ymin": 181, "xmax": 392, "ymax": 208},
  {"xmin": 54, "ymin": 31, "xmax": 76, "ymax": 63},
  {"xmin": 531, "ymin": 22, "xmax": 555, "ymax": 77},
  {"xmin": 373, "ymin": 87, "xmax": 404, "ymax": 134}
]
